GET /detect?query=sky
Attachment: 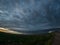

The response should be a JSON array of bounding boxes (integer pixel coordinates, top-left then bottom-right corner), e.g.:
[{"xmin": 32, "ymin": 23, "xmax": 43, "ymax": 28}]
[{"xmin": 0, "ymin": 0, "xmax": 60, "ymax": 32}]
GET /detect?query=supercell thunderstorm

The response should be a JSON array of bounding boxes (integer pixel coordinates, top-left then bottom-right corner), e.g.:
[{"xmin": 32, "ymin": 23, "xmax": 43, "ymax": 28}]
[{"xmin": 0, "ymin": 0, "xmax": 60, "ymax": 31}]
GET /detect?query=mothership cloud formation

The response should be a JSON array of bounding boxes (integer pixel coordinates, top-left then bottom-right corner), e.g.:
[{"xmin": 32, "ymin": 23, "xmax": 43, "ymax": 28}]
[{"xmin": 0, "ymin": 0, "xmax": 60, "ymax": 34}]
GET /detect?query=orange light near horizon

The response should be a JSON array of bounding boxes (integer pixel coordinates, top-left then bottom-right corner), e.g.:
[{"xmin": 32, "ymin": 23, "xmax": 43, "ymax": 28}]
[{"xmin": 0, "ymin": 27, "xmax": 23, "ymax": 34}]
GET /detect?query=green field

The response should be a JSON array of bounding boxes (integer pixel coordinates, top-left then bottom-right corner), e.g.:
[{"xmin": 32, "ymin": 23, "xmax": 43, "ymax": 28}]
[{"xmin": 0, "ymin": 32, "xmax": 55, "ymax": 45}]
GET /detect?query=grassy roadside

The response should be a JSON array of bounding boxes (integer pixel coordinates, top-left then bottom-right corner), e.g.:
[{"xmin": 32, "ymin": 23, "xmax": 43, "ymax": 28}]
[{"xmin": 0, "ymin": 32, "xmax": 54, "ymax": 45}]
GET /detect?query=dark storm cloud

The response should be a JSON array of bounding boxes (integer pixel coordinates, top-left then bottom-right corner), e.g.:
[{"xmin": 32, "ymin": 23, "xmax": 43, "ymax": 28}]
[{"xmin": 0, "ymin": 0, "xmax": 60, "ymax": 31}]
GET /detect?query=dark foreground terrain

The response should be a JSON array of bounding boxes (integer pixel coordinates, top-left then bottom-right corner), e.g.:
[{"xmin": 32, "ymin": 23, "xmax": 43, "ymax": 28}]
[
  {"xmin": 0, "ymin": 32, "xmax": 54, "ymax": 45},
  {"xmin": 52, "ymin": 32, "xmax": 60, "ymax": 45}
]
